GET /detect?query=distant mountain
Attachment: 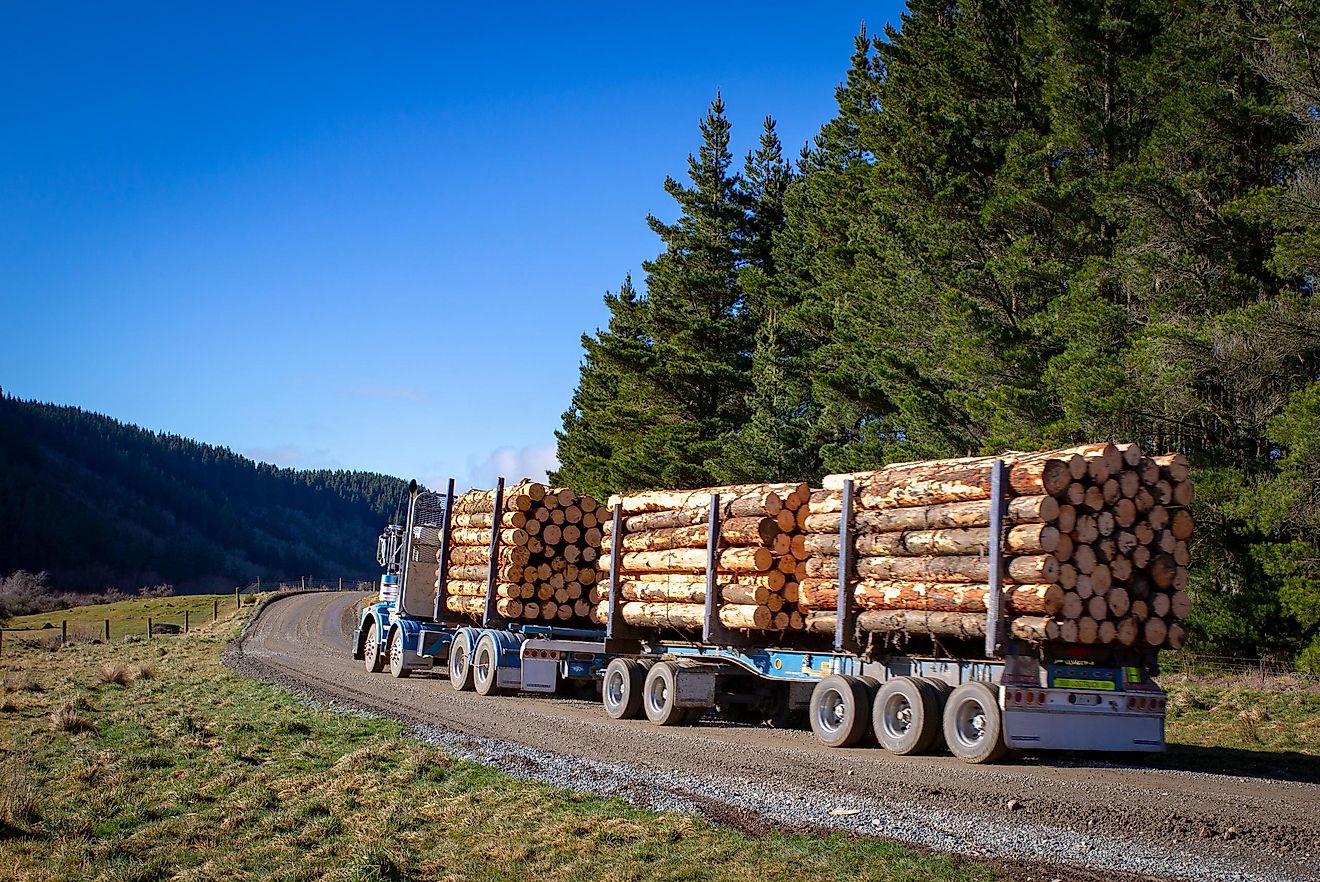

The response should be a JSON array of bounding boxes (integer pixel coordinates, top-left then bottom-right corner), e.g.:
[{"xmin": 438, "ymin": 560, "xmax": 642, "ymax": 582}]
[{"xmin": 0, "ymin": 393, "xmax": 409, "ymax": 593}]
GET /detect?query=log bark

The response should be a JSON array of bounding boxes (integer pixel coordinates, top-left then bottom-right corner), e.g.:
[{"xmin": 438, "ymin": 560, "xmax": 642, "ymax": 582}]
[
  {"xmin": 603, "ymin": 517, "xmax": 779, "ymax": 552},
  {"xmin": 608, "ymin": 487, "xmax": 783, "ymax": 516},
  {"xmin": 802, "ymin": 523, "xmax": 1058, "ymax": 557},
  {"xmin": 612, "ymin": 601, "xmax": 773, "ymax": 630},
  {"xmin": 798, "ymin": 578, "xmax": 1063, "ymax": 614},
  {"xmin": 805, "ymin": 610, "xmax": 1052, "ymax": 641},
  {"xmin": 600, "ymin": 546, "xmax": 774, "ymax": 575},
  {"xmin": 854, "ymin": 553, "xmax": 1058, "ymax": 584},
  {"xmin": 802, "ymin": 495, "xmax": 1059, "ymax": 535}
]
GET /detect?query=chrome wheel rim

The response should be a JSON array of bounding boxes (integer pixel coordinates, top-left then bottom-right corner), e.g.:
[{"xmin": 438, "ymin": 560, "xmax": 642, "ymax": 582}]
[
  {"xmin": 955, "ymin": 699, "xmax": 987, "ymax": 746},
  {"xmin": 474, "ymin": 644, "xmax": 492, "ymax": 686},
  {"xmin": 605, "ymin": 669, "xmax": 626, "ymax": 712},
  {"xmin": 815, "ymin": 687, "xmax": 845, "ymax": 735},
  {"xmin": 450, "ymin": 640, "xmax": 468, "ymax": 679},
  {"xmin": 389, "ymin": 632, "xmax": 403, "ymax": 672},
  {"xmin": 646, "ymin": 674, "xmax": 670, "ymax": 715},
  {"xmin": 882, "ymin": 692, "xmax": 913, "ymax": 740}
]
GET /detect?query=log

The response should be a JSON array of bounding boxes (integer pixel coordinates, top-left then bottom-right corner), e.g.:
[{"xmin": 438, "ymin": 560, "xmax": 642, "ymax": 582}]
[
  {"xmin": 604, "ymin": 517, "xmax": 779, "ymax": 553},
  {"xmin": 1171, "ymin": 590, "xmax": 1191, "ymax": 619},
  {"xmin": 1077, "ymin": 617, "xmax": 1099, "ymax": 644},
  {"xmin": 802, "ymin": 523, "xmax": 1058, "ymax": 557},
  {"xmin": 618, "ymin": 580, "xmax": 775, "ymax": 605},
  {"xmin": 450, "ymin": 526, "xmax": 528, "ymax": 548},
  {"xmin": 823, "ymin": 451, "xmax": 1077, "ymax": 497},
  {"xmin": 1056, "ymin": 504, "xmax": 1077, "ymax": 533},
  {"xmin": 617, "ymin": 496, "xmax": 787, "ymax": 533},
  {"xmin": 1170, "ymin": 509, "xmax": 1194, "ymax": 541},
  {"xmin": 854, "ymin": 554, "xmax": 1059, "ymax": 584},
  {"xmin": 601, "ymin": 546, "xmax": 774, "ymax": 575},
  {"xmin": 613, "ymin": 601, "xmax": 773, "ymax": 630},
  {"xmin": 805, "ymin": 610, "xmax": 1052, "ymax": 641},
  {"xmin": 1108, "ymin": 587, "xmax": 1131, "ymax": 617},
  {"xmin": 1153, "ymin": 453, "xmax": 1189, "ymax": 483},
  {"xmin": 1114, "ymin": 442, "xmax": 1144, "ymax": 467},
  {"xmin": 1061, "ymin": 591, "xmax": 1084, "ymax": 619},
  {"xmin": 608, "ymin": 487, "xmax": 783, "ymax": 516},
  {"xmin": 452, "ymin": 510, "xmax": 528, "ymax": 530},
  {"xmin": 797, "ymin": 578, "xmax": 1063, "ymax": 614},
  {"xmin": 447, "ymin": 563, "xmax": 522, "ymax": 583},
  {"xmin": 1166, "ymin": 622, "xmax": 1186, "ymax": 649},
  {"xmin": 801, "ymin": 495, "xmax": 1059, "ymax": 535},
  {"xmin": 447, "ymin": 545, "xmax": 531, "ymax": 568},
  {"xmin": 1117, "ymin": 615, "xmax": 1139, "ymax": 646},
  {"xmin": 1143, "ymin": 617, "xmax": 1168, "ymax": 647}
]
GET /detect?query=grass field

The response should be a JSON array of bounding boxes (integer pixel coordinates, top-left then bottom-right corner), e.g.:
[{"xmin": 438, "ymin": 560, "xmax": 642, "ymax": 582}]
[
  {"xmin": 2, "ymin": 592, "xmax": 248, "ymax": 642},
  {"xmin": 0, "ymin": 596, "xmax": 1000, "ymax": 882},
  {"xmin": 1163, "ymin": 674, "xmax": 1320, "ymax": 756}
]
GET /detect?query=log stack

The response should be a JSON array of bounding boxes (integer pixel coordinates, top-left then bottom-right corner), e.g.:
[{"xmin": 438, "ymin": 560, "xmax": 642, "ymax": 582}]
[
  {"xmin": 437, "ymin": 482, "xmax": 603, "ymax": 625},
  {"xmin": 591, "ymin": 483, "xmax": 811, "ymax": 632},
  {"xmin": 798, "ymin": 444, "xmax": 1194, "ymax": 649}
]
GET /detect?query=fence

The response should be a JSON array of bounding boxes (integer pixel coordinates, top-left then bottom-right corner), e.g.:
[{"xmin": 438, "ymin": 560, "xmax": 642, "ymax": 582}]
[
  {"xmin": 1159, "ymin": 651, "xmax": 1318, "ymax": 687},
  {"xmin": 0, "ymin": 578, "xmax": 373, "ymax": 657}
]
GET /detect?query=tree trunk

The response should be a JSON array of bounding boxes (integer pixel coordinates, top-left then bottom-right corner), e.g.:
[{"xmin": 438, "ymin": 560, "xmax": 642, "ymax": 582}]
[
  {"xmin": 603, "ymin": 516, "xmax": 779, "ymax": 552},
  {"xmin": 802, "ymin": 523, "xmax": 1058, "ymax": 557}
]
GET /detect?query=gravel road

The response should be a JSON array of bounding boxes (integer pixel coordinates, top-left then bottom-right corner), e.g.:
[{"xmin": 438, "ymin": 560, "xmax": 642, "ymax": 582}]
[{"xmin": 225, "ymin": 591, "xmax": 1320, "ymax": 882}]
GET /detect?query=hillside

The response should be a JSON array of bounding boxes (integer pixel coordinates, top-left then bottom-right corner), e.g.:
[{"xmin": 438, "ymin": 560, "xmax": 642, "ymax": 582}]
[{"xmin": 0, "ymin": 393, "xmax": 408, "ymax": 592}]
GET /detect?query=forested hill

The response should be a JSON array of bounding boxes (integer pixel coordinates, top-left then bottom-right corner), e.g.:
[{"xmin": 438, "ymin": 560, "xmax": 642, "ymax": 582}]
[{"xmin": 0, "ymin": 394, "xmax": 408, "ymax": 592}]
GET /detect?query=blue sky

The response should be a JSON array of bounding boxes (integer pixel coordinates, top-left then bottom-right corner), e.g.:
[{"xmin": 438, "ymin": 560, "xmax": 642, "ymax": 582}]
[{"xmin": 1, "ymin": 2, "xmax": 905, "ymax": 489}]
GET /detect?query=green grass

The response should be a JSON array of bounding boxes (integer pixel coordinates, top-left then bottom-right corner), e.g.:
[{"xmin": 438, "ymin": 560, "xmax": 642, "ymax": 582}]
[
  {"xmin": 0, "ymin": 596, "xmax": 1000, "ymax": 882},
  {"xmin": 1163, "ymin": 674, "xmax": 1320, "ymax": 756},
  {"xmin": 2, "ymin": 592, "xmax": 247, "ymax": 641}
]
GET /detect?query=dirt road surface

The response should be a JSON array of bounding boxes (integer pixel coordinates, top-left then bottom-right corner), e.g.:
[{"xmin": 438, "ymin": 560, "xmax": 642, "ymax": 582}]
[{"xmin": 226, "ymin": 591, "xmax": 1320, "ymax": 882}]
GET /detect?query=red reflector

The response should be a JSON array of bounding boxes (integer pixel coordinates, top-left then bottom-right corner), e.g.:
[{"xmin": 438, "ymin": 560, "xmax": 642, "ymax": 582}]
[
  {"xmin": 1015, "ymin": 691, "xmax": 1023, "ymax": 703},
  {"xmin": 1127, "ymin": 697, "xmax": 1136, "ymax": 709},
  {"xmin": 1037, "ymin": 692, "xmax": 1045, "ymax": 704},
  {"xmin": 1138, "ymin": 697, "xmax": 1147, "ymax": 709}
]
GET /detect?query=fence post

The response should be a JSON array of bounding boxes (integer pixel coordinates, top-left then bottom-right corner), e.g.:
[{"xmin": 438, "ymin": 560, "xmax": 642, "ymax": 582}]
[
  {"xmin": 184, "ymin": 610, "xmax": 189, "ymax": 634},
  {"xmin": 338, "ymin": 577, "xmax": 342, "ymax": 592},
  {"xmin": 235, "ymin": 586, "xmax": 241, "ymax": 609},
  {"xmin": 61, "ymin": 620, "xmax": 67, "ymax": 647},
  {"xmin": 0, "ymin": 628, "xmax": 4, "ymax": 658},
  {"xmin": 213, "ymin": 599, "xmax": 219, "ymax": 622},
  {"xmin": 148, "ymin": 618, "xmax": 153, "ymax": 639},
  {"xmin": 104, "ymin": 619, "xmax": 110, "ymax": 642}
]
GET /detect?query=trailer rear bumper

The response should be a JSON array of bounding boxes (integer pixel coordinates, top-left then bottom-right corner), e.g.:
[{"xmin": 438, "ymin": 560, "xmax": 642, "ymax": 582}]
[{"xmin": 1002, "ymin": 688, "xmax": 1165, "ymax": 752}]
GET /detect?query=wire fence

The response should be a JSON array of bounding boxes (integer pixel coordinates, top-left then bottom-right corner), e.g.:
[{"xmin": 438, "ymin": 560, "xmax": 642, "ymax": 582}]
[{"xmin": 1159, "ymin": 651, "xmax": 1319, "ymax": 688}]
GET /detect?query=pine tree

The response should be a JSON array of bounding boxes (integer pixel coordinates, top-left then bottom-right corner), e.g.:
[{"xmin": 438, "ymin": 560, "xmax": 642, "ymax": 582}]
[
  {"xmin": 555, "ymin": 95, "xmax": 755, "ymax": 492},
  {"xmin": 551, "ymin": 275, "xmax": 663, "ymax": 497},
  {"xmin": 712, "ymin": 117, "xmax": 820, "ymax": 482}
]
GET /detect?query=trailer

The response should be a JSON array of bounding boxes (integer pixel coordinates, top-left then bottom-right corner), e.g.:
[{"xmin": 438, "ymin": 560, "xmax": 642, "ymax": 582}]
[{"xmin": 354, "ymin": 472, "xmax": 1167, "ymax": 764}]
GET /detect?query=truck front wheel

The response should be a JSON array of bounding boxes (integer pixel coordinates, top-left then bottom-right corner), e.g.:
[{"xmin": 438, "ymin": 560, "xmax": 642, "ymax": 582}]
[
  {"xmin": 362, "ymin": 621, "xmax": 385, "ymax": 674},
  {"xmin": 943, "ymin": 681, "xmax": 1007, "ymax": 764},
  {"xmin": 472, "ymin": 633, "xmax": 504, "ymax": 696},
  {"xmin": 809, "ymin": 675, "xmax": 870, "ymax": 748},
  {"xmin": 387, "ymin": 627, "xmax": 411, "ymax": 679},
  {"xmin": 449, "ymin": 631, "xmax": 475, "ymax": 691}
]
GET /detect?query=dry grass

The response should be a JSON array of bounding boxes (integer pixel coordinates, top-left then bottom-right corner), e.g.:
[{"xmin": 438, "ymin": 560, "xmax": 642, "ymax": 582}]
[
  {"xmin": 130, "ymin": 660, "xmax": 157, "ymax": 680},
  {"xmin": 0, "ymin": 762, "xmax": 40, "ymax": 831},
  {"xmin": 97, "ymin": 660, "xmax": 134, "ymax": 686},
  {"xmin": 48, "ymin": 700, "xmax": 95, "ymax": 734},
  {"xmin": 0, "ymin": 594, "xmax": 1001, "ymax": 882}
]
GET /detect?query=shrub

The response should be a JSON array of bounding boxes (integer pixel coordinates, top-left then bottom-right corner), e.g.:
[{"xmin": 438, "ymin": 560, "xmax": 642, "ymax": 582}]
[{"xmin": 131, "ymin": 661, "xmax": 157, "ymax": 681}]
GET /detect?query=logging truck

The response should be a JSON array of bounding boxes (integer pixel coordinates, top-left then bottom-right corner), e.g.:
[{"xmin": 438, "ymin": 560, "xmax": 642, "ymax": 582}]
[{"xmin": 354, "ymin": 468, "xmax": 1168, "ymax": 764}]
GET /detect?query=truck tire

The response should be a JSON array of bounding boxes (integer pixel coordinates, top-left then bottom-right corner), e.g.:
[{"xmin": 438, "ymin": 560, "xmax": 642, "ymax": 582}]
[
  {"xmin": 809, "ymin": 675, "xmax": 870, "ymax": 748},
  {"xmin": 472, "ymin": 633, "xmax": 504, "ymax": 696},
  {"xmin": 873, "ymin": 677, "xmax": 941, "ymax": 755},
  {"xmin": 943, "ymin": 681, "xmax": 1008, "ymax": 764},
  {"xmin": 387, "ymin": 627, "xmax": 411, "ymax": 679},
  {"xmin": 602, "ymin": 658, "xmax": 645, "ymax": 719},
  {"xmin": 642, "ymin": 662, "xmax": 686, "ymax": 726},
  {"xmin": 362, "ymin": 621, "xmax": 385, "ymax": 674},
  {"xmin": 449, "ymin": 630, "xmax": 475, "ymax": 692}
]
